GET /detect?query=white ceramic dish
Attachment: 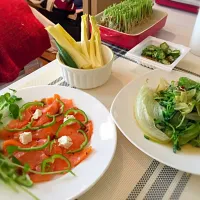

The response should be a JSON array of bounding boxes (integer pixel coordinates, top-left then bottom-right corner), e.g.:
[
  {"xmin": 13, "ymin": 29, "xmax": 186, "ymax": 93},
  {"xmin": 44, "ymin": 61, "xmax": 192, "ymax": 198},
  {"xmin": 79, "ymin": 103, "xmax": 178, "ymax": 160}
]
[
  {"xmin": 110, "ymin": 69, "xmax": 200, "ymax": 175},
  {"xmin": 125, "ymin": 36, "xmax": 190, "ymax": 71},
  {"xmin": 57, "ymin": 44, "xmax": 114, "ymax": 89},
  {"xmin": 1, "ymin": 85, "xmax": 117, "ymax": 200}
]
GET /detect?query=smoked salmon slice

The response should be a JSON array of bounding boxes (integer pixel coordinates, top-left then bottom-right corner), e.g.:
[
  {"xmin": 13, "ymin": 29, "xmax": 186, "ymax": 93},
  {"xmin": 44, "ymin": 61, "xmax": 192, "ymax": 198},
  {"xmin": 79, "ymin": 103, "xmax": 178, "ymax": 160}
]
[
  {"xmin": 29, "ymin": 174, "xmax": 54, "ymax": 183},
  {"xmin": 1, "ymin": 95, "xmax": 93, "ymax": 183}
]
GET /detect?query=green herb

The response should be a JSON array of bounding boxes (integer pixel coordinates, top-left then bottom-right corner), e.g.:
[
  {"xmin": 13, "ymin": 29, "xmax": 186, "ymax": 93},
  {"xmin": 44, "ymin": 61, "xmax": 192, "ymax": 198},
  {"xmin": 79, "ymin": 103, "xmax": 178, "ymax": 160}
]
[
  {"xmin": 11, "ymin": 156, "xmax": 22, "ymax": 165},
  {"xmin": 179, "ymin": 124, "xmax": 200, "ymax": 146},
  {"xmin": 23, "ymin": 163, "xmax": 30, "ymax": 174},
  {"xmin": 171, "ymin": 131, "xmax": 180, "ymax": 153},
  {"xmin": 0, "ymin": 90, "xmax": 22, "ymax": 124},
  {"xmin": 0, "ymin": 153, "xmax": 75, "ymax": 200},
  {"xmin": 178, "ymin": 77, "xmax": 200, "ymax": 90},
  {"xmin": 0, "ymin": 156, "xmax": 76, "ymax": 176},
  {"xmin": 9, "ymin": 103, "xmax": 20, "ymax": 119},
  {"xmin": 0, "ymin": 153, "xmax": 36, "ymax": 199}
]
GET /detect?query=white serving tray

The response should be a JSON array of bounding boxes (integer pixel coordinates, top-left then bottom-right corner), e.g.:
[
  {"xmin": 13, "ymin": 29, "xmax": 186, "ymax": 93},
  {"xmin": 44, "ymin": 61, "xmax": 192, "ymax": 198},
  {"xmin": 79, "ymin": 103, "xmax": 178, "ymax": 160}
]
[{"xmin": 125, "ymin": 36, "xmax": 190, "ymax": 71}]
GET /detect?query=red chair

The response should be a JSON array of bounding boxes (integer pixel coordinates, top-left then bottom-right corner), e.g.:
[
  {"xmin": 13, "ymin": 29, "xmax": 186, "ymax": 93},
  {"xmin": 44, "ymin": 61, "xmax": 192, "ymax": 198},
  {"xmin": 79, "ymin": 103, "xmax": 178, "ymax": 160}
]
[{"xmin": 0, "ymin": 0, "xmax": 51, "ymax": 83}]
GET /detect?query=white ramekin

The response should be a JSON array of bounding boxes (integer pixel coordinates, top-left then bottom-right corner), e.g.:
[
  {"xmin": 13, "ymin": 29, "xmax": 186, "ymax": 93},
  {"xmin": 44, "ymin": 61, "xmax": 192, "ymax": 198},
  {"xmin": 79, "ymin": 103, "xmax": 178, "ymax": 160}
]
[{"xmin": 56, "ymin": 44, "xmax": 114, "ymax": 89}]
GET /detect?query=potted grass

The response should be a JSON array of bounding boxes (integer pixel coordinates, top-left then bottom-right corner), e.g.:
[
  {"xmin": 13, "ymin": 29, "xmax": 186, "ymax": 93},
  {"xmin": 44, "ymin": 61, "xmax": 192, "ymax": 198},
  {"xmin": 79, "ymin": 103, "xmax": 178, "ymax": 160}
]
[
  {"xmin": 95, "ymin": 0, "xmax": 168, "ymax": 49},
  {"xmin": 100, "ymin": 0, "xmax": 153, "ymax": 33}
]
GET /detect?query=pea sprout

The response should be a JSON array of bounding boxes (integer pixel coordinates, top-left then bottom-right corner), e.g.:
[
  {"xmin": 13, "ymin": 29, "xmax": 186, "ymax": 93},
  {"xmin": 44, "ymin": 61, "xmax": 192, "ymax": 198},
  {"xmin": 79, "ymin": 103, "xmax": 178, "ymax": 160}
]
[{"xmin": 100, "ymin": 0, "xmax": 153, "ymax": 33}]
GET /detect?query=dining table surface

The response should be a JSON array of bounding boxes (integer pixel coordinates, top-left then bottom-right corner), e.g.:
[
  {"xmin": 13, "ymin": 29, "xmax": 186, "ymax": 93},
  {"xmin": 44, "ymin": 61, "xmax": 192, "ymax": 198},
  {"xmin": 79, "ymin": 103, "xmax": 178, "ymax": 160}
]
[{"xmin": 1, "ymin": 3, "xmax": 200, "ymax": 200}]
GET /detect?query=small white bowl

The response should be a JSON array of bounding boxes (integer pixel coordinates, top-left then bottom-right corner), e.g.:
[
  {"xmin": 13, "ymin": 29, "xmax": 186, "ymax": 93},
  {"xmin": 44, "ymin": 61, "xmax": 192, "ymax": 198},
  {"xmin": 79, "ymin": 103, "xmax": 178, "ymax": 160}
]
[
  {"xmin": 125, "ymin": 36, "xmax": 191, "ymax": 72},
  {"xmin": 57, "ymin": 44, "xmax": 114, "ymax": 89}
]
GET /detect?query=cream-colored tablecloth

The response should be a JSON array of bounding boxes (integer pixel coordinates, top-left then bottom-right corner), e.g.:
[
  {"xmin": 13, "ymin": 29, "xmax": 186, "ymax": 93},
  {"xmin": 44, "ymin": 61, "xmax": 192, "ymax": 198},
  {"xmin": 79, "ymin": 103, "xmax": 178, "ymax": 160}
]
[{"xmin": 1, "ymin": 3, "xmax": 200, "ymax": 200}]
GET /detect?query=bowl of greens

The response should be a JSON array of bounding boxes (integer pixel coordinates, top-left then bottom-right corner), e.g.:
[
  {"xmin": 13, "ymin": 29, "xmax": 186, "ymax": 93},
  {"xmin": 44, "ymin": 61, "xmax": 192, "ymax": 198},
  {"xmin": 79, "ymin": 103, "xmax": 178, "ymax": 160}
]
[{"xmin": 125, "ymin": 36, "xmax": 190, "ymax": 71}]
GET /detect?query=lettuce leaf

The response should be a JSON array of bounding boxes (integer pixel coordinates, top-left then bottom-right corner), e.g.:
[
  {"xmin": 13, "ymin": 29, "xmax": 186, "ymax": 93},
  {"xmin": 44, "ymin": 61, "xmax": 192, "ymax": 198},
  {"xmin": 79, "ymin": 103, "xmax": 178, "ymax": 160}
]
[{"xmin": 135, "ymin": 85, "xmax": 170, "ymax": 143}]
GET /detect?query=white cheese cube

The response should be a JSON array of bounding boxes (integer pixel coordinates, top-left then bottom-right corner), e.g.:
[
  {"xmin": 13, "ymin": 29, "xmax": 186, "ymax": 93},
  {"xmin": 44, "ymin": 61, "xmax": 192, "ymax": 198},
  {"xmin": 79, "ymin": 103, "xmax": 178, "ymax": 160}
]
[
  {"xmin": 19, "ymin": 132, "xmax": 32, "ymax": 145},
  {"xmin": 58, "ymin": 136, "xmax": 73, "ymax": 149},
  {"xmin": 63, "ymin": 115, "xmax": 75, "ymax": 122},
  {"xmin": 32, "ymin": 109, "xmax": 42, "ymax": 120}
]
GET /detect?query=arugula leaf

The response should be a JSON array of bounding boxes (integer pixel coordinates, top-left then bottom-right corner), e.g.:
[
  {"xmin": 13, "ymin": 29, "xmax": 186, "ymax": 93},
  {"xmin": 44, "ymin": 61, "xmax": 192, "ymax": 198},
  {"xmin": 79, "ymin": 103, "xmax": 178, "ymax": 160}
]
[
  {"xmin": 178, "ymin": 77, "xmax": 200, "ymax": 90},
  {"xmin": 9, "ymin": 103, "xmax": 19, "ymax": 119}
]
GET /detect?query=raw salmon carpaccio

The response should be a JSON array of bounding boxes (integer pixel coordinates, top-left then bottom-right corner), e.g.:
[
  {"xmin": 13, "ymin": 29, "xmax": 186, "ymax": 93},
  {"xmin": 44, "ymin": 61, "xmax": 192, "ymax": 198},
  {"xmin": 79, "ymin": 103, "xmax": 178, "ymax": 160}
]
[{"xmin": 0, "ymin": 94, "xmax": 93, "ymax": 183}]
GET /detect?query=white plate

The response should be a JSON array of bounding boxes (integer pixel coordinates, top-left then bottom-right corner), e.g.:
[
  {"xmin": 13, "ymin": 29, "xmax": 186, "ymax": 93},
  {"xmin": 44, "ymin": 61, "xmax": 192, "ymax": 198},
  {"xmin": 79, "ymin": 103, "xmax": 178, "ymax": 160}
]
[
  {"xmin": 125, "ymin": 36, "xmax": 190, "ymax": 71},
  {"xmin": 110, "ymin": 69, "xmax": 200, "ymax": 175},
  {"xmin": 1, "ymin": 86, "xmax": 117, "ymax": 200}
]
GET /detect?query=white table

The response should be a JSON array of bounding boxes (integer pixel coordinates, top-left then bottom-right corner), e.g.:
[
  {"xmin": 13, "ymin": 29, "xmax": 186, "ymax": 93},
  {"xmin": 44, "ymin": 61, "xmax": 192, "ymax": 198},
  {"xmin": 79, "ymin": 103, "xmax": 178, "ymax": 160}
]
[{"xmin": 1, "ymin": 4, "xmax": 200, "ymax": 200}]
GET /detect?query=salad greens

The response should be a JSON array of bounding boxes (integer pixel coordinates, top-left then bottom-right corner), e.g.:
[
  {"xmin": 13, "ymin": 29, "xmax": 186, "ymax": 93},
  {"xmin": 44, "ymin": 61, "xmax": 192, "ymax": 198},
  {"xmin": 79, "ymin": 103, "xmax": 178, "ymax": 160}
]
[
  {"xmin": 0, "ymin": 152, "xmax": 75, "ymax": 200},
  {"xmin": 135, "ymin": 77, "xmax": 200, "ymax": 153},
  {"xmin": 0, "ymin": 153, "xmax": 38, "ymax": 200},
  {"xmin": 141, "ymin": 42, "xmax": 181, "ymax": 65},
  {"xmin": 135, "ymin": 85, "xmax": 170, "ymax": 143},
  {"xmin": 0, "ymin": 89, "xmax": 22, "ymax": 124}
]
